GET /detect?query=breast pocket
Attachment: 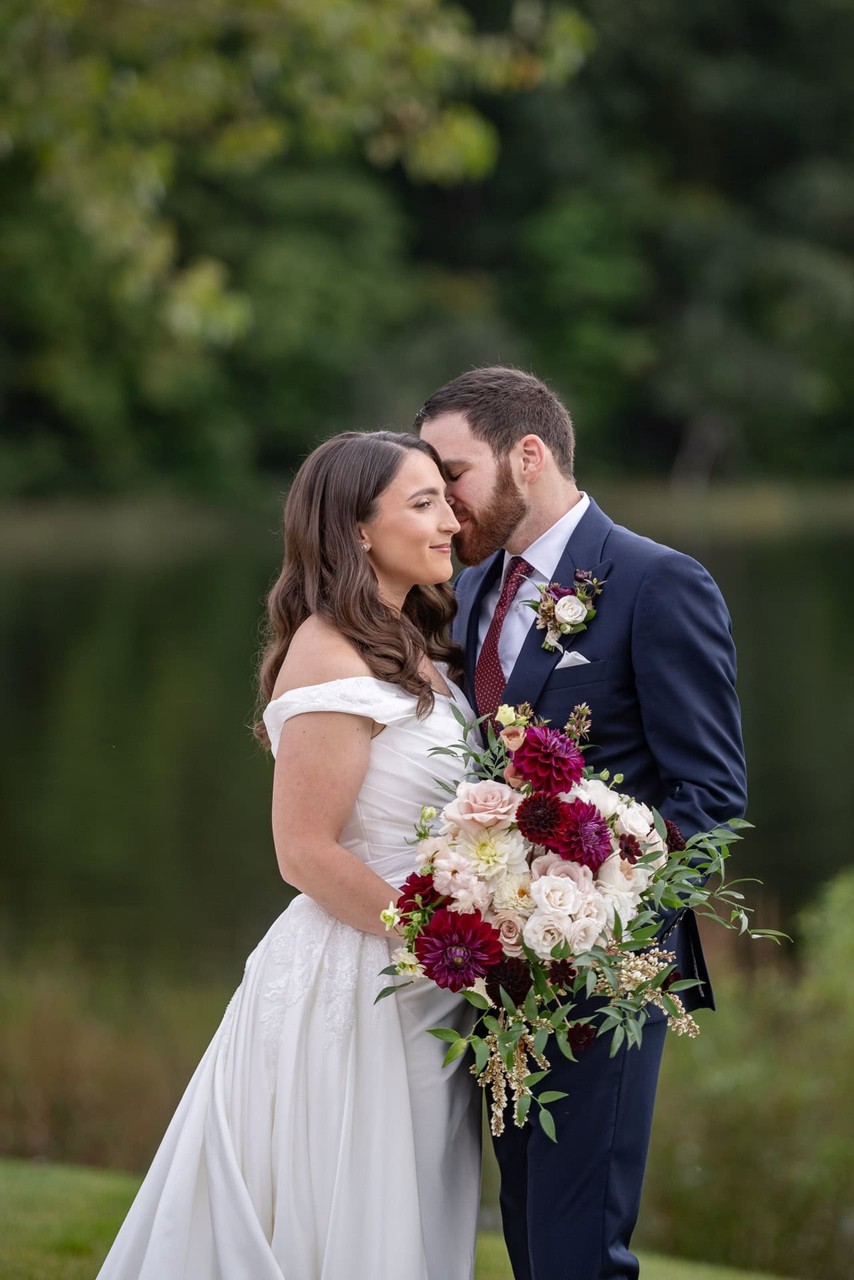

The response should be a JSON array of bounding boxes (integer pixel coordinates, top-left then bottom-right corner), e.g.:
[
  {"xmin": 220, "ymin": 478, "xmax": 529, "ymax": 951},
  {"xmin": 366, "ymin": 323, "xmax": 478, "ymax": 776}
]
[{"xmin": 546, "ymin": 657, "xmax": 609, "ymax": 691}]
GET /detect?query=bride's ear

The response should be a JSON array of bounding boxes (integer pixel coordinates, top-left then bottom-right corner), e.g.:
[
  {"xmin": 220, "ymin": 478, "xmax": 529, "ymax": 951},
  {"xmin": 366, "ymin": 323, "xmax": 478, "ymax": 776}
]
[{"xmin": 356, "ymin": 526, "xmax": 371, "ymax": 552}]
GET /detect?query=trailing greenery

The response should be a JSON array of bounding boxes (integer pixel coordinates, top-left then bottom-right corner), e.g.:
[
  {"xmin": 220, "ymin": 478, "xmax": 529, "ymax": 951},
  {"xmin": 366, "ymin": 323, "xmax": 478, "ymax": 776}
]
[{"xmin": 0, "ymin": 1158, "xmax": 791, "ymax": 1280}]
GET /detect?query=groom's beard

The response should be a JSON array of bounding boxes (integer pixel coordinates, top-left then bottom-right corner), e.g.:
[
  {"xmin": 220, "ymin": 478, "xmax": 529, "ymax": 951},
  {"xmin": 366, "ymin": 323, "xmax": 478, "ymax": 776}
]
[{"xmin": 453, "ymin": 459, "xmax": 529, "ymax": 566}]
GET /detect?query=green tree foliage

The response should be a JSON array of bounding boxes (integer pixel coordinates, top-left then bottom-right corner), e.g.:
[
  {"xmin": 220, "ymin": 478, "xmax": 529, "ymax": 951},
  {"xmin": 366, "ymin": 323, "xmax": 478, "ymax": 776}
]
[
  {"xmin": 0, "ymin": 0, "xmax": 582, "ymax": 493},
  {"xmin": 473, "ymin": 0, "xmax": 854, "ymax": 478}
]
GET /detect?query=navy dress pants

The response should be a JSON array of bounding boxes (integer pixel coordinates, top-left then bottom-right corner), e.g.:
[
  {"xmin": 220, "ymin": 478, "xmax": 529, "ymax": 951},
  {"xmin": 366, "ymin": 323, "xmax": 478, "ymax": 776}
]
[{"xmin": 492, "ymin": 1014, "xmax": 668, "ymax": 1280}]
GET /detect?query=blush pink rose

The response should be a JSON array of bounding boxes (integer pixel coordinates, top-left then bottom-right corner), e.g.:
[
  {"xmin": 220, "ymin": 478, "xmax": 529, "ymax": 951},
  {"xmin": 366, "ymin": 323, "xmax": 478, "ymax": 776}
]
[
  {"xmin": 500, "ymin": 724, "xmax": 527, "ymax": 753},
  {"xmin": 442, "ymin": 780, "xmax": 521, "ymax": 835},
  {"xmin": 488, "ymin": 910, "xmax": 527, "ymax": 958}
]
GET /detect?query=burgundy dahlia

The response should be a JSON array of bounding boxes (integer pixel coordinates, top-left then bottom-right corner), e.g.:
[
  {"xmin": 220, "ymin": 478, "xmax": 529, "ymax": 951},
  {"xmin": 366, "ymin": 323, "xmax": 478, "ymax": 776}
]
[
  {"xmin": 414, "ymin": 908, "xmax": 503, "ymax": 993},
  {"xmin": 664, "ymin": 819, "xmax": 687, "ymax": 852},
  {"xmin": 397, "ymin": 871, "xmax": 444, "ymax": 917},
  {"xmin": 485, "ymin": 956, "xmax": 534, "ymax": 1009},
  {"xmin": 553, "ymin": 800, "xmax": 613, "ymax": 871},
  {"xmin": 618, "ymin": 833, "xmax": 643, "ymax": 865},
  {"xmin": 512, "ymin": 725, "xmax": 585, "ymax": 796},
  {"xmin": 516, "ymin": 792, "xmax": 570, "ymax": 849}
]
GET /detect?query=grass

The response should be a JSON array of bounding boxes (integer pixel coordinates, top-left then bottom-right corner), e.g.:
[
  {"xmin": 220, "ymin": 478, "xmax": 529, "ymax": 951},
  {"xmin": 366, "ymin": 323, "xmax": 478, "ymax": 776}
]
[{"xmin": 0, "ymin": 1158, "xmax": 794, "ymax": 1280}]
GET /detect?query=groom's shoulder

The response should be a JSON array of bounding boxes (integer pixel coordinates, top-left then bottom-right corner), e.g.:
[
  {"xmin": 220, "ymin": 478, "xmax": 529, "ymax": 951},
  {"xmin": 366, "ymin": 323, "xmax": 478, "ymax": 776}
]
[{"xmin": 602, "ymin": 512, "xmax": 722, "ymax": 597}]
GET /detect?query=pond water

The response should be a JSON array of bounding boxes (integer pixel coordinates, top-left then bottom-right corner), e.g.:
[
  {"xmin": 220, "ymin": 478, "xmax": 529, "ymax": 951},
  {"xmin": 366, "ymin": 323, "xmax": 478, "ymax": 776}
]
[{"xmin": 1, "ymin": 506, "xmax": 851, "ymax": 981}]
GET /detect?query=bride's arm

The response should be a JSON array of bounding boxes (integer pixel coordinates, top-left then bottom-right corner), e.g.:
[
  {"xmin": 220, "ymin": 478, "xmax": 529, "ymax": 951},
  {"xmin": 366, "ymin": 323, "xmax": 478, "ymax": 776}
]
[{"xmin": 271, "ymin": 709, "xmax": 400, "ymax": 937}]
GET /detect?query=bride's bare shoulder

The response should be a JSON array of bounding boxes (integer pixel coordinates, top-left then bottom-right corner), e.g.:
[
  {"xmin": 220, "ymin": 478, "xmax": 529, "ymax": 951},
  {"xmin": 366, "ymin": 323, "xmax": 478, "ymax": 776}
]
[{"xmin": 271, "ymin": 617, "xmax": 373, "ymax": 701}]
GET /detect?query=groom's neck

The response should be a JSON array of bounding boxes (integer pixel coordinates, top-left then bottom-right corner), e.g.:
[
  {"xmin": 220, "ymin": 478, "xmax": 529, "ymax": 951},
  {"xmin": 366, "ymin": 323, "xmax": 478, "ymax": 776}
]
[{"xmin": 505, "ymin": 478, "xmax": 582, "ymax": 555}]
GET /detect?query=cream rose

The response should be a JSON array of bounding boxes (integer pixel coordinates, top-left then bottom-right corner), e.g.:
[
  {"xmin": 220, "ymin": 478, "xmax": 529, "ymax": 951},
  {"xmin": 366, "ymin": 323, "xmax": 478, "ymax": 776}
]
[
  {"xmin": 441, "ymin": 780, "xmax": 521, "ymax": 835},
  {"xmin": 576, "ymin": 778, "xmax": 622, "ymax": 820},
  {"xmin": 522, "ymin": 910, "xmax": 571, "ymax": 961},
  {"xmin": 554, "ymin": 593, "xmax": 587, "ymax": 626},
  {"xmin": 530, "ymin": 873, "xmax": 584, "ymax": 917},
  {"xmin": 565, "ymin": 913, "xmax": 605, "ymax": 954},
  {"xmin": 597, "ymin": 852, "xmax": 650, "ymax": 896},
  {"xmin": 615, "ymin": 800, "xmax": 656, "ymax": 842}
]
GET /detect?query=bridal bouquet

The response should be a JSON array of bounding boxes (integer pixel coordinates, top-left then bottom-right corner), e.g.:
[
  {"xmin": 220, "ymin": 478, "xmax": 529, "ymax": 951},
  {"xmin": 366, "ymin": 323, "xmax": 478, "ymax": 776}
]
[{"xmin": 380, "ymin": 702, "xmax": 778, "ymax": 1139}]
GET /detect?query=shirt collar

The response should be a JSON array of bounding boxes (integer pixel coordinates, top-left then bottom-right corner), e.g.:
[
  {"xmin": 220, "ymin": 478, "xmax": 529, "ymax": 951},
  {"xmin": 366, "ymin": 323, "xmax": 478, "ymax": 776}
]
[{"xmin": 502, "ymin": 492, "xmax": 590, "ymax": 583}]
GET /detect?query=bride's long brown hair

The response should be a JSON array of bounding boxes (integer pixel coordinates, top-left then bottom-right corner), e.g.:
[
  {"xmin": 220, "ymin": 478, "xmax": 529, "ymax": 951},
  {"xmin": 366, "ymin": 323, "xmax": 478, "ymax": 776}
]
[{"xmin": 253, "ymin": 431, "xmax": 464, "ymax": 747}]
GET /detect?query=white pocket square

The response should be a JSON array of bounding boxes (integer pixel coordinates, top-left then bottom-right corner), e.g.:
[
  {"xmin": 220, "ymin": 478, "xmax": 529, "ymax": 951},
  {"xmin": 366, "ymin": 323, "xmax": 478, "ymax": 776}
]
[{"xmin": 554, "ymin": 650, "xmax": 590, "ymax": 670}]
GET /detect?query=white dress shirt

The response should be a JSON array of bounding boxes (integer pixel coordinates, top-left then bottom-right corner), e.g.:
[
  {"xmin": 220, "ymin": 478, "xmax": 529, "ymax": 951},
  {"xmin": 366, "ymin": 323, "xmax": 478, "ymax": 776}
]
[{"xmin": 476, "ymin": 493, "xmax": 591, "ymax": 676}]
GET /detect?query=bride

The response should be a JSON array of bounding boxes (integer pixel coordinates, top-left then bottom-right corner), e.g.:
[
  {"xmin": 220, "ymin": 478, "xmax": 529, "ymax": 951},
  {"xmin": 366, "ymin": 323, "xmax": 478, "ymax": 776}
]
[{"xmin": 97, "ymin": 431, "xmax": 482, "ymax": 1280}]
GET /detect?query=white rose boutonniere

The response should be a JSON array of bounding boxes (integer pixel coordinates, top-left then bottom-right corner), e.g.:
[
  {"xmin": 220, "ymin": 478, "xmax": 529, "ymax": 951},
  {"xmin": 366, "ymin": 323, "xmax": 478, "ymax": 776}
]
[{"xmin": 523, "ymin": 569, "xmax": 606, "ymax": 652}]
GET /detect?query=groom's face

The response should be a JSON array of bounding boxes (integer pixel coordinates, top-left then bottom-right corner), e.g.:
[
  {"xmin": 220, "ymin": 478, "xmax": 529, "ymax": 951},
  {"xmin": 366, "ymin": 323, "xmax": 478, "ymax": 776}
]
[{"xmin": 419, "ymin": 412, "xmax": 528, "ymax": 566}]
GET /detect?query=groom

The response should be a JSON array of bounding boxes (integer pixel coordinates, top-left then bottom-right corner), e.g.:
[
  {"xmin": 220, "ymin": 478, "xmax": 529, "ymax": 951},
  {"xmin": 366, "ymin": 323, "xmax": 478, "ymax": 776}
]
[{"xmin": 415, "ymin": 366, "xmax": 746, "ymax": 1280}]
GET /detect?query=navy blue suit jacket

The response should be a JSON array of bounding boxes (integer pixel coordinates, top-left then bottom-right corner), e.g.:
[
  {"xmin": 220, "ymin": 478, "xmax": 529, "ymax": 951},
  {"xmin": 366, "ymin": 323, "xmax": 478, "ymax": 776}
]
[{"xmin": 453, "ymin": 498, "xmax": 747, "ymax": 1012}]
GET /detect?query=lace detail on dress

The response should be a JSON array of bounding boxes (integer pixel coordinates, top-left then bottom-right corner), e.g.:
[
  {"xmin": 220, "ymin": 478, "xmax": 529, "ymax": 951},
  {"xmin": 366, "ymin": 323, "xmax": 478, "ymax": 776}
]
[{"xmin": 258, "ymin": 897, "xmax": 388, "ymax": 1082}]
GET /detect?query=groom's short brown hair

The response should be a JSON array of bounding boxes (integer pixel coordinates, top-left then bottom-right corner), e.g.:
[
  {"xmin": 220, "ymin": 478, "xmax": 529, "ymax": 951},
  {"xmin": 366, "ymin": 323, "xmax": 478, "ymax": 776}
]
[{"xmin": 413, "ymin": 366, "xmax": 575, "ymax": 478}]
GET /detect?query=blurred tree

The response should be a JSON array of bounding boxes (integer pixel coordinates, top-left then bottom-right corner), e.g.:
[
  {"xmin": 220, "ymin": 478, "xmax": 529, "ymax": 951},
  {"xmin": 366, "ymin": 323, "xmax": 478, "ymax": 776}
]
[
  {"xmin": 0, "ymin": 0, "xmax": 586, "ymax": 493},
  {"xmin": 409, "ymin": 0, "xmax": 854, "ymax": 480}
]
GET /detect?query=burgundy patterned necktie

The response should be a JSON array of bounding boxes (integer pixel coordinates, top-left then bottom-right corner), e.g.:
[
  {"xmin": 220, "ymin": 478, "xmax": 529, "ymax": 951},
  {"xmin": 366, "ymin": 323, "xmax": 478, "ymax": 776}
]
[{"xmin": 474, "ymin": 556, "xmax": 533, "ymax": 723}]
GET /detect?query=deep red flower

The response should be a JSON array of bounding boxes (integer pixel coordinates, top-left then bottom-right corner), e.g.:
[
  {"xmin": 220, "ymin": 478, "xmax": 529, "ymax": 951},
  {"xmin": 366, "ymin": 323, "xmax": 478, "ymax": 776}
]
[
  {"xmin": 662, "ymin": 968, "xmax": 683, "ymax": 992},
  {"xmin": 397, "ymin": 871, "xmax": 444, "ymax": 918},
  {"xmin": 516, "ymin": 792, "xmax": 570, "ymax": 848},
  {"xmin": 485, "ymin": 956, "xmax": 534, "ymax": 1009},
  {"xmin": 552, "ymin": 800, "xmax": 613, "ymax": 870},
  {"xmin": 548, "ymin": 959, "xmax": 578, "ymax": 992},
  {"xmin": 567, "ymin": 1023, "xmax": 597, "ymax": 1055},
  {"xmin": 512, "ymin": 725, "xmax": 585, "ymax": 796},
  {"xmin": 664, "ymin": 819, "xmax": 687, "ymax": 852},
  {"xmin": 414, "ymin": 908, "xmax": 503, "ymax": 992},
  {"xmin": 618, "ymin": 833, "xmax": 643, "ymax": 865}
]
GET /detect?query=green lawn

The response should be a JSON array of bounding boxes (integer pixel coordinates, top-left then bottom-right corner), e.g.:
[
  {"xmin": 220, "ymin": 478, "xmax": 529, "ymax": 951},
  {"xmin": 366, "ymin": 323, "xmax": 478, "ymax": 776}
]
[{"xmin": 0, "ymin": 1158, "xmax": 792, "ymax": 1280}]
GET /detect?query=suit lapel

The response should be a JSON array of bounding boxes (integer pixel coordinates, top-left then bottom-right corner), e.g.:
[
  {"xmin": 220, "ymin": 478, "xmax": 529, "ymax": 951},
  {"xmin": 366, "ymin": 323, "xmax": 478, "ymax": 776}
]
[{"xmin": 501, "ymin": 498, "xmax": 615, "ymax": 711}]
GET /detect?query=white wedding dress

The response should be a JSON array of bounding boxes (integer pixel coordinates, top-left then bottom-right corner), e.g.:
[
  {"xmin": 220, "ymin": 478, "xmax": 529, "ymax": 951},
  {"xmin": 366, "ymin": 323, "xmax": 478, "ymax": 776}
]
[{"xmin": 97, "ymin": 676, "xmax": 481, "ymax": 1280}]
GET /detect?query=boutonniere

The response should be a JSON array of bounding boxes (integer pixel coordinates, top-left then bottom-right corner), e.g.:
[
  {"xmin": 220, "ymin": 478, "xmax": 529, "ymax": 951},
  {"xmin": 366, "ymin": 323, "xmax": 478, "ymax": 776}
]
[{"xmin": 523, "ymin": 568, "xmax": 606, "ymax": 652}]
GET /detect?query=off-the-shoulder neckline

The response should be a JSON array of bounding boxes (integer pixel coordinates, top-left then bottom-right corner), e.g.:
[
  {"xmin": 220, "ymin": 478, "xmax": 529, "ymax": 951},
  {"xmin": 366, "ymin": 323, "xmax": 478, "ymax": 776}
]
[{"xmin": 266, "ymin": 674, "xmax": 456, "ymax": 710}]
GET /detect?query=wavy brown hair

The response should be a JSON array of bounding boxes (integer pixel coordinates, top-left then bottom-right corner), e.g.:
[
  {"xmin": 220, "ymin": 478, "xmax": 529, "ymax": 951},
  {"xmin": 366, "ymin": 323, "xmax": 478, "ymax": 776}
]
[{"xmin": 253, "ymin": 431, "xmax": 463, "ymax": 747}]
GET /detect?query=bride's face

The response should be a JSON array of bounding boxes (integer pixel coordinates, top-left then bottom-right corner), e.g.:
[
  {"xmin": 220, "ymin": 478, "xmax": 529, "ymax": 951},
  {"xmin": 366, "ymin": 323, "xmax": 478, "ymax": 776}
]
[{"xmin": 358, "ymin": 451, "xmax": 460, "ymax": 605}]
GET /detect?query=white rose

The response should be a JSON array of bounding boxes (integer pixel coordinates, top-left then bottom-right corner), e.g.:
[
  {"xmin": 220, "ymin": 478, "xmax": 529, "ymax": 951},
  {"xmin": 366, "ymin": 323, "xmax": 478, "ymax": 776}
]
[
  {"xmin": 492, "ymin": 872, "xmax": 535, "ymax": 916},
  {"xmin": 597, "ymin": 852, "xmax": 651, "ymax": 897},
  {"xmin": 523, "ymin": 910, "xmax": 571, "ymax": 961},
  {"xmin": 565, "ymin": 913, "xmax": 605, "ymax": 954},
  {"xmin": 495, "ymin": 704, "xmax": 518, "ymax": 728},
  {"xmin": 576, "ymin": 778, "xmax": 622, "ymax": 820},
  {"xmin": 615, "ymin": 800, "xmax": 656, "ymax": 842},
  {"xmin": 554, "ymin": 594, "xmax": 587, "ymax": 626},
  {"xmin": 530, "ymin": 873, "xmax": 584, "ymax": 917}
]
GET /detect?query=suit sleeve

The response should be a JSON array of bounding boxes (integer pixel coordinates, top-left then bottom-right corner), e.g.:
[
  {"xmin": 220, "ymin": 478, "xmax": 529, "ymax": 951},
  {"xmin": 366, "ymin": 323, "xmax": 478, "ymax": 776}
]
[{"xmin": 630, "ymin": 551, "xmax": 747, "ymax": 839}]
